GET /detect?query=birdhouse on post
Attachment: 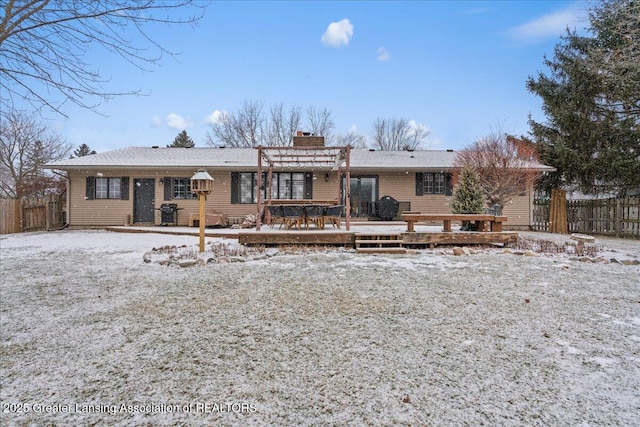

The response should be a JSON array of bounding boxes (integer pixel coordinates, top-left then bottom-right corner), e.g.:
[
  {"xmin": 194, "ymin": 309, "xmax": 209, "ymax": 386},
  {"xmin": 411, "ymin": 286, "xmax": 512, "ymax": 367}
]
[
  {"xmin": 190, "ymin": 170, "xmax": 214, "ymax": 194},
  {"xmin": 190, "ymin": 170, "xmax": 214, "ymax": 252}
]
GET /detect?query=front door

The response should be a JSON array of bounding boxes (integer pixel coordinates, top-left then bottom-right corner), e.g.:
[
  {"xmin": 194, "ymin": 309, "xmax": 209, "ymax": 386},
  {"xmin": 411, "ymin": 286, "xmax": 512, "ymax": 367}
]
[
  {"xmin": 133, "ymin": 179, "xmax": 155, "ymax": 223},
  {"xmin": 342, "ymin": 176, "xmax": 378, "ymax": 217}
]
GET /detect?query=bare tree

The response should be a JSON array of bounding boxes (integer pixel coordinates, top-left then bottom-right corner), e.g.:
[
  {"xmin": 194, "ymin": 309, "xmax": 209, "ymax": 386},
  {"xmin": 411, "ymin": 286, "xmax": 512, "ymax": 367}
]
[
  {"xmin": 205, "ymin": 110, "xmax": 235, "ymax": 147},
  {"xmin": 207, "ymin": 101, "xmax": 338, "ymax": 147},
  {"xmin": 454, "ymin": 132, "xmax": 540, "ymax": 207},
  {"xmin": 205, "ymin": 99, "xmax": 265, "ymax": 148},
  {"xmin": 305, "ymin": 106, "xmax": 335, "ymax": 142},
  {"xmin": 0, "ymin": 111, "xmax": 71, "ymax": 198},
  {"xmin": 371, "ymin": 117, "xmax": 429, "ymax": 150},
  {"xmin": 264, "ymin": 102, "xmax": 301, "ymax": 146},
  {"xmin": 236, "ymin": 99, "xmax": 264, "ymax": 146},
  {"xmin": 0, "ymin": 0, "xmax": 207, "ymax": 117},
  {"xmin": 335, "ymin": 130, "xmax": 368, "ymax": 148}
]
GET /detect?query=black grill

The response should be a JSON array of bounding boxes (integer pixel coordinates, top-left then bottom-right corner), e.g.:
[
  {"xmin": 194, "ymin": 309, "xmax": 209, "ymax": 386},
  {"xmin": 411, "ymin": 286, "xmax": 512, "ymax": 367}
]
[
  {"xmin": 374, "ymin": 196, "xmax": 399, "ymax": 221},
  {"xmin": 159, "ymin": 203, "xmax": 179, "ymax": 226}
]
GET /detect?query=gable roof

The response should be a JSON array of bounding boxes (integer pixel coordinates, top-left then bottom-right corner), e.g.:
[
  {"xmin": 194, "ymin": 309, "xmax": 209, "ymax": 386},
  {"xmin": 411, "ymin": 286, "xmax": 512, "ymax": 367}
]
[{"xmin": 45, "ymin": 146, "xmax": 554, "ymax": 172}]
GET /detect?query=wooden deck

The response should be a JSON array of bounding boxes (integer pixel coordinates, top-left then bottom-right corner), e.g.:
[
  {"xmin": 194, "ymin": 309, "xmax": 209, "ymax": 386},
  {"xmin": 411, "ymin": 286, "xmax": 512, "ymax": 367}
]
[
  {"xmin": 402, "ymin": 231, "xmax": 517, "ymax": 246},
  {"xmin": 238, "ymin": 230, "xmax": 517, "ymax": 247},
  {"xmin": 238, "ymin": 231, "xmax": 354, "ymax": 246},
  {"xmin": 106, "ymin": 225, "xmax": 518, "ymax": 249}
]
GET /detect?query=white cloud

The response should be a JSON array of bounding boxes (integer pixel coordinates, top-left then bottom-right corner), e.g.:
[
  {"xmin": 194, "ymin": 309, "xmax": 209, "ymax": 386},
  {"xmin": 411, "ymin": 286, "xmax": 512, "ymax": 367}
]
[
  {"xmin": 376, "ymin": 47, "xmax": 390, "ymax": 61},
  {"xmin": 151, "ymin": 116, "xmax": 162, "ymax": 126},
  {"xmin": 408, "ymin": 120, "xmax": 440, "ymax": 149},
  {"xmin": 408, "ymin": 120, "xmax": 428, "ymax": 135},
  {"xmin": 204, "ymin": 110, "xmax": 227, "ymax": 125},
  {"xmin": 321, "ymin": 18, "xmax": 354, "ymax": 47},
  {"xmin": 509, "ymin": 3, "xmax": 586, "ymax": 42},
  {"xmin": 166, "ymin": 113, "xmax": 193, "ymax": 130}
]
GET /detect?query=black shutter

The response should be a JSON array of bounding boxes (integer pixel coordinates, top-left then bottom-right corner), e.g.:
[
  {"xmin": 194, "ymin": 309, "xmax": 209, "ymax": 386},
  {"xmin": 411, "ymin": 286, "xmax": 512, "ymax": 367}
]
[
  {"xmin": 120, "ymin": 177, "xmax": 129, "ymax": 200},
  {"xmin": 86, "ymin": 176, "xmax": 95, "ymax": 200},
  {"xmin": 163, "ymin": 177, "xmax": 172, "ymax": 201},
  {"xmin": 230, "ymin": 172, "xmax": 239, "ymax": 204},
  {"xmin": 304, "ymin": 173, "xmax": 313, "ymax": 199},
  {"xmin": 445, "ymin": 173, "xmax": 453, "ymax": 196},
  {"xmin": 415, "ymin": 173, "xmax": 424, "ymax": 196}
]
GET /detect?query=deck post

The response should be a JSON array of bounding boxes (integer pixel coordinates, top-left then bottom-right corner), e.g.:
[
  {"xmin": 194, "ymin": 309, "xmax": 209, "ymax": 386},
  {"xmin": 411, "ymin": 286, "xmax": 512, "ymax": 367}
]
[
  {"xmin": 345, "ymin": 145, "xmax": 351, "ymax": 231},
  {"xmin": 256, "ymin": 146, "xmax": 263, "ymax": 231}
]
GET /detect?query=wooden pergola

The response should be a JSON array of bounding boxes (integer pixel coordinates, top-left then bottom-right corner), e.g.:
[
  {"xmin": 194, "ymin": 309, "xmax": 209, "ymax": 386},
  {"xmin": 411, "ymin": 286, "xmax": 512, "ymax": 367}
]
[{"xmin": 256, "ymin": 145, "xmax": 352, "ymax": 231}]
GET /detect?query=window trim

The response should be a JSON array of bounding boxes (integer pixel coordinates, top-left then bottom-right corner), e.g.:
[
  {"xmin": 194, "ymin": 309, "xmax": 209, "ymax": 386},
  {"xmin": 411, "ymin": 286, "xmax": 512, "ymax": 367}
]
[
  {"xmin": 416, "ymin": 172, "xmax": 452, "ymax": 196},
  {"xmin": 231, "ymin": 171, "xmax": 313, "ymax": 204},
  {"xmin": 172, "ymin": 177, "xmax": 198, "ymax": 200},
  {"xmin": 95, "ymin": 177, "xmax": 122, "ymax": 199}
]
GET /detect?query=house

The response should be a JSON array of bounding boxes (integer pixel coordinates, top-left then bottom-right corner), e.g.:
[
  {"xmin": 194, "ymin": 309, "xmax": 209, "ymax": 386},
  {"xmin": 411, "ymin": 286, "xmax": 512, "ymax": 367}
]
[{"xmin": 45, "ymin": 135, "xmax": 554, "ymax": 230}]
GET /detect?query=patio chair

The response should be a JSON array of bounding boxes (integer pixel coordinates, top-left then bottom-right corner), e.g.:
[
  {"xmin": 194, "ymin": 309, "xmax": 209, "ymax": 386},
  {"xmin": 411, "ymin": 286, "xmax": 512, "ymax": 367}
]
[
  {"xmin": 282, "ymin": 205, "xmax": 304, "ymax": 230},
  {"xmin": 304, "ymin": 205, "xmax": 325, "ymax": 230},
  {"xmin": 266, "ymin": 205, "xmax": 284, "ymax": 228},
  {"xmin": 323, "ymin": 205, "xmax": 344, "ymax": 229}
]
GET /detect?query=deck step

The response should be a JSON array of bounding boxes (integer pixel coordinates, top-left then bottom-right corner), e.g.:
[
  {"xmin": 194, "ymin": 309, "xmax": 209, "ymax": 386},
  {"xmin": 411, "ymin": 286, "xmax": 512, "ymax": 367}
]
[
  {"xmin": 356, "ymin": 247, "xmax": 407, "ymax": 254},
  {"xmin": 355, "ymin": 239, "xmax": 403, "ymax": 245},
  {"xmin": 355, "ymin": 232, "xmax": 404, "ymax": 253}
]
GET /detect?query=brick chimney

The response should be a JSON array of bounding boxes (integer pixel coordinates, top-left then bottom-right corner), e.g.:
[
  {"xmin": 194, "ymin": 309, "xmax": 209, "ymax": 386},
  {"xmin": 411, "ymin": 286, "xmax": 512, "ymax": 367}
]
[{"xmin": 293, "ymin": 131, "xmax": 324, "ymax": 147}]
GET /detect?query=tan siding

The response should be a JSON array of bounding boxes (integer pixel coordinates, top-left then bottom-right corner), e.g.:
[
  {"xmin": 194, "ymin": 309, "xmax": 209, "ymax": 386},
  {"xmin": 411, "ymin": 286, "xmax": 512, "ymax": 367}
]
[
  {"xmin": 358, "ymin": 170, "xmax": 533, "ymax": 226},
  {"xmin": 307, "ymin": 172, "xmax": 342, "ymax": 201},
  {"xmin": 377, "ymin": 171, "xmax": 452, "ymax": 214},
  {"xmin": 69, "ymin": 169, "xmax": 272, "ymax": 226},
  {"xmin": 68, "ymin": 170, "xmax": 133, "ymax": 226},
  {"xmin": 67, "ymin": 168, "xmax": 535, "ymax": 227},
  {"xmin": 501, "ymin": 195, "xmax": 532, "ymax": 227}
]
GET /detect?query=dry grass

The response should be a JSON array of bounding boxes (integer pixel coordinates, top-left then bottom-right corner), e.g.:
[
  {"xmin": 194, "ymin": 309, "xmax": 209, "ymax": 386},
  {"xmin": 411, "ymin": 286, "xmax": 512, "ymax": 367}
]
[{"xmin": 513, "ymin": 236, "xmax": 601, "ymax": 257}]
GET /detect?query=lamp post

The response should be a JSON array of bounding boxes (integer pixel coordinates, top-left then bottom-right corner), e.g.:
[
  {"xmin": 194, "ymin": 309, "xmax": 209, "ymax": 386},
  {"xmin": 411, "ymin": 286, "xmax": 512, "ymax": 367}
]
[{"xmin": 190, "ymin": 170, "xmax": 214, "ymax": 252}]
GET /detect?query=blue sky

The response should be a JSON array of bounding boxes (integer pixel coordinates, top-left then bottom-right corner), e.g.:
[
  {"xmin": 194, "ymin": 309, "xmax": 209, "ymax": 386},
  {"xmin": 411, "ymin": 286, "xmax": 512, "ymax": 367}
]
[{"xmin": 46, "ymin": 1, "xmax": 589, "ymax": 152}]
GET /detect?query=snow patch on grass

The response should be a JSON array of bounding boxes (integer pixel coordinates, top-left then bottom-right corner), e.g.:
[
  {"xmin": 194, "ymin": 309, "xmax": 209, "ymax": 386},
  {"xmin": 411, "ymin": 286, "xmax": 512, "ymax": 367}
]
[{"xmin": 1, "ymin": 230, "xmax": 639, "ymax": 426}]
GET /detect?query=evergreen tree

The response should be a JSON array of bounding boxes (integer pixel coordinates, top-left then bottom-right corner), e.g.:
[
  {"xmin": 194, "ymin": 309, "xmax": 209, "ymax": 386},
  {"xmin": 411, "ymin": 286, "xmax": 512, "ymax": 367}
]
[
  {"xmin": 450, "ymin": 166, "xmax": 485, "ymax": 215},
  {"xmin": 168, "ymin": 130, "xmax": 195, "ymax": 148},
  {"xmin": 527, "ymin": 0, "xmax": 640, "ymax": 196},
  {"xmin": 72, "ymin": 143, "xmax": 97, "ymax": 157}
]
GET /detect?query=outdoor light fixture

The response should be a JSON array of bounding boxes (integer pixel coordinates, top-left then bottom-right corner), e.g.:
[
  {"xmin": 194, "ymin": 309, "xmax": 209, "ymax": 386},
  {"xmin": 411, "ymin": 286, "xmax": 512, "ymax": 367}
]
[{"xmin": 325, "ymin": 172, "xmax": 330, "ymax": 182}]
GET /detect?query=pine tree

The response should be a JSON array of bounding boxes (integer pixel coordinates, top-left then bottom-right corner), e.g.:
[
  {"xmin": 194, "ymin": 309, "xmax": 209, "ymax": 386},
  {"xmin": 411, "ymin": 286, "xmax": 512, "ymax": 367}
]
[
  {"xmin": 527, "ymin": 0, "xmax": 640, "ymax": 196},
  {"xmin": 168, "ymin": 130, "xmax": 195, "ymax": 148},
  {"xmin": 72, "ymin": 143, "xmax": 97, "ymax": 157},
  {"xmin": 450, "ymin": 166, "xmax": 485, "ymax": 231},
  {"xmin": 451, "ymin": 166, "xmax": 484, "ymax": 214}
]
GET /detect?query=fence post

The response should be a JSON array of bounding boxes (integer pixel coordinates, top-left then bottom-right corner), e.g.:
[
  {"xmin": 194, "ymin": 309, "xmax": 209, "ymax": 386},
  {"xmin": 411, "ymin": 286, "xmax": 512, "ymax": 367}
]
[
  {"xmin": 615, "ymin": 198, "xmax": 622, "ymax": 238},
  {"xmin": 45, "ymin": 194, "xmax": 51, "ymax": 230},
  {"xmin": 14, "ymin": 199, "xmax": 20, "ymax": 233},
  {"xmin": 19, "ymin": 197, "xmax": 25, "ymax": 233},
  {"xmin": 549, "ymin": 189, "xmax": 568, "ymax": 234}
]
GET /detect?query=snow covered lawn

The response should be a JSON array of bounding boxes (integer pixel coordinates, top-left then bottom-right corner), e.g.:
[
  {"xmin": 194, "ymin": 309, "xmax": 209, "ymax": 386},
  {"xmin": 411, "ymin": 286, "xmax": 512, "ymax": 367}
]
[{"xmin": 1, "ymin": 230, "xmax": 639, "ymax": 426}]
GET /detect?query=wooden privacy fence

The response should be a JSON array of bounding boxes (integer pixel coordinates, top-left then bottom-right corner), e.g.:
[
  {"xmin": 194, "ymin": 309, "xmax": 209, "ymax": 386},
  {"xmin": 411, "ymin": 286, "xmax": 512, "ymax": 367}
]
[
  {"xmin": 0, "ymin": 194, "xmax": 65, "ymax": 234},
  {"xmin": 532, "ymin": 196, "xmax": 640, "ymax": 238}
]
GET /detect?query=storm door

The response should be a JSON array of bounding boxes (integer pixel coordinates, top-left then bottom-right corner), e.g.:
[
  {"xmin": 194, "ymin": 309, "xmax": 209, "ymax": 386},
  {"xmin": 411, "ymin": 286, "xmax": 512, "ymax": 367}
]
[{"xmin": 133, "ymin": 179, "xmax": 155, "ymax": 223}]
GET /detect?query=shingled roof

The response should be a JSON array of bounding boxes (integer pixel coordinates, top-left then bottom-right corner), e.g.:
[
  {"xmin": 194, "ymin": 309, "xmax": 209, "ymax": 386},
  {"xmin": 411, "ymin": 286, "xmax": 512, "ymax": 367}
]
[{"xmin": 45, "ymin": 146, "xmax": 554, "ymax": 172}]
